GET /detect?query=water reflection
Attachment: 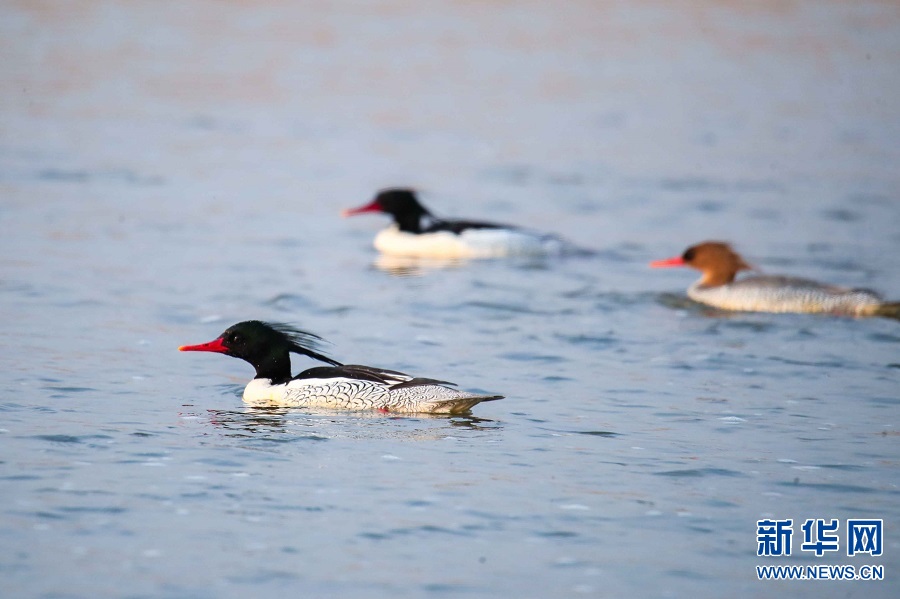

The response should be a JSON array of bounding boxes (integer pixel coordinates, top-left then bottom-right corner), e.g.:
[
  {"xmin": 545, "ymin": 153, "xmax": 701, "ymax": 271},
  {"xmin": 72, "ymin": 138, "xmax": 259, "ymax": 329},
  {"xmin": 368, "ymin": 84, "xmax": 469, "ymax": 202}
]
[
  {"xmin": 203, "ymin": 407, "xmax": 502, "ymax": 440},
  {"xmin": 655, "ymin": 292, "xmax": 761, "ymax": 319},
  {"xmin": 372, "ymin": 254, "xmax": 473, "ymax": 276},
  {"xmin": 372, "ymin": 252, "xmax": 594, "ymax": 277}
]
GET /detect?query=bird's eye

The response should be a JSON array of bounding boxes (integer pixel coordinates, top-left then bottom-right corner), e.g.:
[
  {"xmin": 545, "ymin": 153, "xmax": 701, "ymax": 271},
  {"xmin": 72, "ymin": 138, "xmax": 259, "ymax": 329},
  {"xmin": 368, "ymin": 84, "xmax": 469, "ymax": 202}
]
[
  {"xmin": 682, "ymin": 248, "xmax": 695, "ymax": 262},
  {"xmin": 229, "ymin": 333, "xmax": 243, "ymax": 344}
]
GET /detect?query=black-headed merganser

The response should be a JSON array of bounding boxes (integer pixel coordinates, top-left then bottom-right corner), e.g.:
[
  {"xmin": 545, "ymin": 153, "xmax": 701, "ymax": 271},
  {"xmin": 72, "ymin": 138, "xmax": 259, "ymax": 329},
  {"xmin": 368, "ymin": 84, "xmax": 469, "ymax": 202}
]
[
  {"xmin": 179, "ymin": 320, "xmax": 503, "ymax": 413},
  {"xmin": 342, "ymin": 188, "xmax": 587, "ymax": 259},
  {"xmin": 651, "ymin": 241, "xmax": 900, "ymax": 318}
]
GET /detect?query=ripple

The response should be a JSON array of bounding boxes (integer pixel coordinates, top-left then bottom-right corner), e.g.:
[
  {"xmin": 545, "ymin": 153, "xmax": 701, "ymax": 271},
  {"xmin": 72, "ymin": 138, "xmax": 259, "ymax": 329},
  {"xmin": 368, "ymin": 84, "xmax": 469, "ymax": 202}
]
[
  {"xmin": 822, "ymin": 207, "xmax": 861, "ymax": 222},
  {"xmin": 226, "ymin": 569, "xmax": 301, "ymax": 584},
  {"xmin": 359, "ymin": 524, "xmax": 472, "ymax": 541},
  {"xmin": 558, "ymin": 333, "xmax": 617, "ymax": 349},
  {"xmin": 867, "ymin": 396, "xmax": 900, "ymax": 405},
  {"xmin": 777, "ymin": 481, "xmax": 883, "ymax": 494},
  {"xmin": 58, "ymin": 506, "xmax": 127, "ymax": 514},
  {"xmin": 501, "ymin": 352, "xmax": 565, "ymax": 363},
  {"xmin": 193, "ymin": 457, "xmax": 246, "ymax": 467},
  {"xmin": 208, "ymin": 383, "xmax": 244, "ymax": 398},
  {"xmin": 37, "ymin": 168, "xmax": 90, "ymax": 182},
  {"xmin": 264, "ymin": 293, "xmax": 319, "ymax": 312},
  {"xmin": 655, "ymin": 293, "xmax": 699, "ymax": 311},
  {"xmin": 767, "ymin": 356, "xmax": 845, "ymax": 368},
  {"xmin": 462, "ymin": 300, "xmax": 567, "ymax": 316},
  {"xmin": 538, "ymin": 427, "xmax": 618, "ymax": 438},
  {"xmin": 535, "ymin": 530, "xmax": 579, "ymax": 538},
  {"xmin": 655, "ymin": 468, "xmax": 746, "ymax": 478},
  {"xmin": 422, "ymin": 582, "xmax": 484, "ymax": 594},
  {"xmin": 665, "ymin": 568, "xmax": 710, "ymax": 580},
  {"xmin": 31, "ymin": 434, "xmax": 81, "ymax": 444},
  {"xmin": 41, "ymin": 386, "xmax": 97, "ymax": 393},
  {"xmin": 660, "ymin": 177, "xmax": 722, "ymax": 192},
  {"xmin": 30, "ymin": 434, "xmax": 112, "ymax": 444},
  {"xmin": 869, "ymin": 332, "xmax": 900, "ymax": 343},
  {"xmin": 817, "ymin": 464, "xmax": 865, "ymax": 471},
  {"xmin": 36, "ymin": 167, "xmax": 163, "ymax": 186},
  {"xmin": 239, "ymin": 435, "xmax": 329, "ymax": 446},
  {"xmin": 718, "ymin": 320, "xmax": 777, "ymax": 333},
  {"xmin": 34, "ymin": 510, "xmax": 65, "ymax": 519}
]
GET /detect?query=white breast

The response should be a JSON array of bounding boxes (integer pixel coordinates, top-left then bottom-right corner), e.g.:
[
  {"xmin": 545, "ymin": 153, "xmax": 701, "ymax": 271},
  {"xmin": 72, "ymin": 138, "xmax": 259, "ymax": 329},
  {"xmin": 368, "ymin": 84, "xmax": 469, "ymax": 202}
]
[{"xmin": 243, "ymin": 377, "xmax": 388, "ymax": 409}]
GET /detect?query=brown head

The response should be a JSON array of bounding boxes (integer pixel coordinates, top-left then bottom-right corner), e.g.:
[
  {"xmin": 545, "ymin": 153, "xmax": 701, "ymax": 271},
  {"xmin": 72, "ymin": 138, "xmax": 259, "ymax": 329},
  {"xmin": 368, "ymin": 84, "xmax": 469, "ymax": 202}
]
[{"xmin": 650, "ymin": 241, "xmax": 752, "ymax": 286}]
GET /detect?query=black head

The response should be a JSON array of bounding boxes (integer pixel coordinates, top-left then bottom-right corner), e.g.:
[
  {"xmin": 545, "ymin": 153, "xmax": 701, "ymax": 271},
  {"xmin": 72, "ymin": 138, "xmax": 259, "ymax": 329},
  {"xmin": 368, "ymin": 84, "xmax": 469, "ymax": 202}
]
[
  {"xmin": 180, "ymin": 320, "xmax": 342, "ymax": 382},
  {"xmin": 342, "ymin": 188, "xmax": 431, "ymax": 233}
]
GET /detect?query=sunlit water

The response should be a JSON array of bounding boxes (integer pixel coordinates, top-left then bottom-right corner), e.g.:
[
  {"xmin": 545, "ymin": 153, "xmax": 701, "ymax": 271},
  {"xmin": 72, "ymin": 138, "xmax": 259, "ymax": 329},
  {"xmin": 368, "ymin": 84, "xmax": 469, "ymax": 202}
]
[{"xmin": 2, "ymin": 2, "xmax": 899, "ymax": 598}]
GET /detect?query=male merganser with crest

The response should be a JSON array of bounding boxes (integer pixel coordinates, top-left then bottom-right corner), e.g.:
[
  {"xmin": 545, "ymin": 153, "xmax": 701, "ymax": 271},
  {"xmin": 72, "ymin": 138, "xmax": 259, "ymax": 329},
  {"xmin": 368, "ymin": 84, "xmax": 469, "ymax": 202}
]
[
  {"xmin": 179, "ymin": 320, "xmax": 503, "ymax": 413},
  {"xmin": 651, "ymin": 241, "xmax": 900, "ymax": 318},
  {"xmin": 342, "ymin": 188, "xmax": 587, "ymax": 259}
]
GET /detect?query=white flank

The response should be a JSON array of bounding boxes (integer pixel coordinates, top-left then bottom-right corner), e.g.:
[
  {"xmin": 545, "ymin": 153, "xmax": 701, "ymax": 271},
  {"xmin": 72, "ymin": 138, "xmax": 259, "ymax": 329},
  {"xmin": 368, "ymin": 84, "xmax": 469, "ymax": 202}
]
[
  {"xmin": 688, "ymin": 277, "xmax": 883, "ymax": 315},
  {"xmin": 242, "ymin": 376, "xmax": 500, "ymax": 414},
  {"xmin": 373, "ymin": 225, "xmax": 564, "ymax": 259}
]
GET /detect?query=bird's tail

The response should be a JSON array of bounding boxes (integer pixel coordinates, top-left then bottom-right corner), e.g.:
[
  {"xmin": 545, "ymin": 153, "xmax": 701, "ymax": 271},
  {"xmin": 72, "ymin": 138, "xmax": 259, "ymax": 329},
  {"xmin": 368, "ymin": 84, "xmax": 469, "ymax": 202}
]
[
  {"xmin": 874, "ymin": 302, "xmax": 900, "ymax": 320},
  {"xmin": 429, "ymin": 394, "xmax": 504, "ymax": 415}
]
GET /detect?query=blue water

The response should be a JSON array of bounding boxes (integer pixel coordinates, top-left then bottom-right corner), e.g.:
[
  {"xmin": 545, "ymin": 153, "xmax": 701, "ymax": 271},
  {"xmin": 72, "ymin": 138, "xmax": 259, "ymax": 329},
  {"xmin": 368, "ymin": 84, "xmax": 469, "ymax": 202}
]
[{"xmin": 2, "ymin": 2, "xmax": 899, "ymax": 597}]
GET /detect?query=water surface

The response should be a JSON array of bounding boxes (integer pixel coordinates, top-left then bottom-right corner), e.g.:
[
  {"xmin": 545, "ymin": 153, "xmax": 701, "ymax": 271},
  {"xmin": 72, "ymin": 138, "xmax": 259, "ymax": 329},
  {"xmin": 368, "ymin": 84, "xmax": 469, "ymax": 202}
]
[{"xmin": 1, "ymin": 2, "xmax": 899, "ymax": 597}]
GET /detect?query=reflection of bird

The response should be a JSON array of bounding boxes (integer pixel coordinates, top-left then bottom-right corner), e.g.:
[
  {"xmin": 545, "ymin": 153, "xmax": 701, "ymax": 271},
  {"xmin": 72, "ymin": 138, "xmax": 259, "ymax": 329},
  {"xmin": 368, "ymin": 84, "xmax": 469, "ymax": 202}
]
[
  {"xmin": 343, "ymin": 188, "xmax": 586, "ymax": 258},
  {"xmin": 180, "ymin": 320, "xmax": 503, "ymax": 414},
  {"xmin": 651, "ymin": 241, "xmax": 900, "ymax": 318}
]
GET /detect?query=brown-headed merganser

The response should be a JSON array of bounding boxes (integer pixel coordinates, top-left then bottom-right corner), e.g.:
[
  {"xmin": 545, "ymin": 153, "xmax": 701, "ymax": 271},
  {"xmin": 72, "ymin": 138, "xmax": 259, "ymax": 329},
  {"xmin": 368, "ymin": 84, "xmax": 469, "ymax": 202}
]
[
  {"xmin": 650, "ymin": 241, "xmax": 900, "ymax": 318},
  {"xmin": 342, "ymin": 188, "xmax": 587, "ymax": 259},
  {"xmin": 179, "ymin": 320, "xmax": 503, "ymax": 414}
]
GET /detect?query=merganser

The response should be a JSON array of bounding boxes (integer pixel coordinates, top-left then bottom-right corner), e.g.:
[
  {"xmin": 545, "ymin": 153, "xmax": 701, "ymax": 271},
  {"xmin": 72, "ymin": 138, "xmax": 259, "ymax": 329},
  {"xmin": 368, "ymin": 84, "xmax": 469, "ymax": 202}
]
[
  {"xmin": 342, "ymin": 188, "xmax": 587, "ymax": 259},
  {"xmin": 179, "ymin": 320, "xmax": 503, "ymax": 414},
  {"xmin": 650, "ymin": 241, "xmax": 900, "ymax": 318}
]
